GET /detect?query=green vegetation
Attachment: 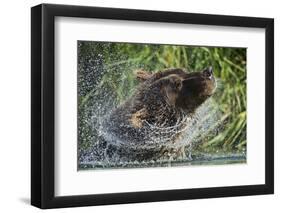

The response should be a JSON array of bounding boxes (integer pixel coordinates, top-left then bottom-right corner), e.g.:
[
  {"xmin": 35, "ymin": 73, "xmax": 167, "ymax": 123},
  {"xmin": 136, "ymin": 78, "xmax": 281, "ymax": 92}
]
[{"xmin": 78, "ymin": 41, "xmax": 246, "ymax": 154}]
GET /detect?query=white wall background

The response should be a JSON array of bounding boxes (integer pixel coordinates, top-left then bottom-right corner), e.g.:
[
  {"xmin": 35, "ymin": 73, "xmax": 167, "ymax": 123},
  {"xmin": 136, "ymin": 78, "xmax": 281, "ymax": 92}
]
[{"xmin": 0, "ymin": 0, "xmax": 279, "ymax": 212}]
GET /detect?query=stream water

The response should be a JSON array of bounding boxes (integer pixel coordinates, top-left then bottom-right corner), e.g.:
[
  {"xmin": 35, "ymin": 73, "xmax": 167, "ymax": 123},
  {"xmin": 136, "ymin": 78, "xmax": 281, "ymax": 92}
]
[{"xmin": 79, "ymin": 153, "xmax": 246, "ymax": 170}]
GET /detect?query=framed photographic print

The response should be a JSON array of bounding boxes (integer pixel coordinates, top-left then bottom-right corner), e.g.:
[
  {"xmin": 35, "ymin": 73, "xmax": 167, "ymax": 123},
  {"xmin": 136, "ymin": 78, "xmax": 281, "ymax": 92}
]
[{"xmin": 31, "ymin": 3, "xmax": 274, "ymax": 209}]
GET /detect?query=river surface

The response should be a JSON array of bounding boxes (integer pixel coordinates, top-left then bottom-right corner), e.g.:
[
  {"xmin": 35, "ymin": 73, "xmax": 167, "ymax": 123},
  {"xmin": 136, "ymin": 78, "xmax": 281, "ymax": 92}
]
[{"xmin": 79, "ymin": 152, "xmax": 246, "ymax": 170}]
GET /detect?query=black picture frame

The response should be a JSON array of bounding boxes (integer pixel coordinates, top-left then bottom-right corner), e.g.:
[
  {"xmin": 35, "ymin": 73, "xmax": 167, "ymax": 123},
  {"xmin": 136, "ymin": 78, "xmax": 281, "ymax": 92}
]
[{"xmin": 31, "ymin": 3, "xmax": 274, "ymax": 209}]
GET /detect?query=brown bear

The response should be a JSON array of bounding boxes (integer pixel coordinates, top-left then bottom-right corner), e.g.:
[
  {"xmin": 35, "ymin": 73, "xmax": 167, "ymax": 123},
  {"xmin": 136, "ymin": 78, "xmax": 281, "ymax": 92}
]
[{"xmin": 101, "ymin": 67, "xmax": 216, "ymax": 162}]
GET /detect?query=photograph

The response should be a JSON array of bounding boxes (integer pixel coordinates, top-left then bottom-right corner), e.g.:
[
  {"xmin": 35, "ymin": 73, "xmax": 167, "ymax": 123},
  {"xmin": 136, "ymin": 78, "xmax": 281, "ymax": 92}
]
[
  {"xmin": 77, "ymin": 41, "xmax": 247, "ymax": 170},
  {"xmin": 30, "ymin": 2, "xmax": 274, "ymax": 209}
]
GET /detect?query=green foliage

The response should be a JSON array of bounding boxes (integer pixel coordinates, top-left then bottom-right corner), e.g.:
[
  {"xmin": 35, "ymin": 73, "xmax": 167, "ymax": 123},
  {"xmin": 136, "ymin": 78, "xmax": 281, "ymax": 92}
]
[{"xmin": 78, "ymin": 41, "xmax": 246, "ymax": 153}]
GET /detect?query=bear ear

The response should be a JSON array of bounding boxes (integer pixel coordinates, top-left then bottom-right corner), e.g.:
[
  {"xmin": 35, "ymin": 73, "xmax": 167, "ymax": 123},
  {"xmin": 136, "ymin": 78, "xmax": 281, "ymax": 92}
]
[{"xmin": 134, "ymin": 69, "xmax": 152, "ymax": 82}]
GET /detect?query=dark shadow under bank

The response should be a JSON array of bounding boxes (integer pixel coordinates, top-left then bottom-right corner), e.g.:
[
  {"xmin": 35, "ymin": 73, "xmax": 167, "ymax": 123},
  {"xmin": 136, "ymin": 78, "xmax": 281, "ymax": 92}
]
[{"xmin": 78, "ymin": 153, "xmax": 246, "ymax": 170}]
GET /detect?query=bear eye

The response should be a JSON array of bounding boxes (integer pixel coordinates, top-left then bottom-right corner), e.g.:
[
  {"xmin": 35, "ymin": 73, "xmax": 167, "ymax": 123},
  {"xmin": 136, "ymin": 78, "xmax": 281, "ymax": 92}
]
[{"xmin": 174, "ymin": 80, "xmax": 182, "ymax": 90}]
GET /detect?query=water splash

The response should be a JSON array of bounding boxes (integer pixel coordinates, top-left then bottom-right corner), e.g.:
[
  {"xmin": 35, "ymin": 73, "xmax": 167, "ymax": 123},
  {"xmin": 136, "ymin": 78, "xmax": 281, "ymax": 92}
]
[{"xmin": 78, "ymin": 84, "xmax": 223, "ymax": 169}]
